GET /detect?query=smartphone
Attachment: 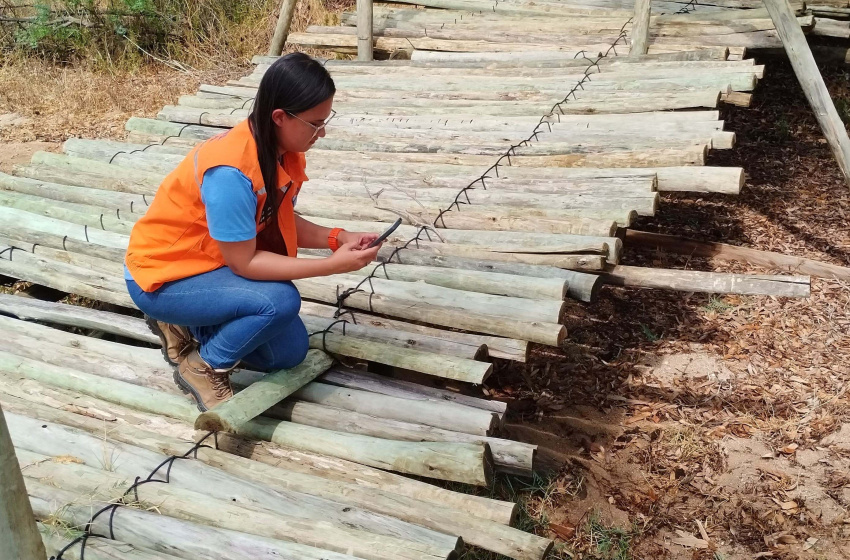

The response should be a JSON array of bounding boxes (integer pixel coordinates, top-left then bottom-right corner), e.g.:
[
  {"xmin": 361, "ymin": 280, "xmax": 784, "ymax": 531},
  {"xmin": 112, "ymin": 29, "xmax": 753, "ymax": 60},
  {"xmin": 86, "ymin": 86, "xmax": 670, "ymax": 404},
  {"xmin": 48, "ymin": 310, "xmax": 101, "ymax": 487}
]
[{"xmin": 367, "ymin": 218, "xmax": 403, "ymax": 249}]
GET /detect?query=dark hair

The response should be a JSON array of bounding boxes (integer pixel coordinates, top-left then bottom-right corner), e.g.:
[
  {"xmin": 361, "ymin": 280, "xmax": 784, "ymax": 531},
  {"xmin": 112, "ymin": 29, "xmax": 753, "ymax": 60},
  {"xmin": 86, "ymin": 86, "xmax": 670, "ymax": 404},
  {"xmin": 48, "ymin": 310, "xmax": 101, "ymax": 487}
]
[{"xmin": 249, "ymin": 52, "xmax": 335, "ymax": 255}]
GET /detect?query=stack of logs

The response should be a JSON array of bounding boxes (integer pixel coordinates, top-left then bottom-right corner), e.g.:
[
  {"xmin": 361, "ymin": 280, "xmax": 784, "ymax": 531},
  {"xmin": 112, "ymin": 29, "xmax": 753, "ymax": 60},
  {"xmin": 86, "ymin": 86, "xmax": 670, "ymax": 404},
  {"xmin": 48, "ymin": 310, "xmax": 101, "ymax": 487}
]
[
  {"xmin": 0, "ymin": 297, "xmax": 554, "ymax": 559},
  {"xmin": 0, "ymin": 7, "xmax": 817, "ymax": 557},
  {"xmin": 285, "ymin": 0, "xmax": 821, "ymax": 58}
]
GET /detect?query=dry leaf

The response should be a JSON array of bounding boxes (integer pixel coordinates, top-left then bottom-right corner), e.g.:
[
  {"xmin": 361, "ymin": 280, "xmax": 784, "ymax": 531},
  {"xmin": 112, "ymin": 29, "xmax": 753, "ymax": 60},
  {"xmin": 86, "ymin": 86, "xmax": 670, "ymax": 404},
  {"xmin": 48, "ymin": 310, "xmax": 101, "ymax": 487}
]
[
  {"xmin": 52, "ymin": 455, "xmax": 84, "ymax": 465},
  {"xmin": 671, "ymin": 530, "xmax": 709, "ymax": 549},
  {"xmin": 549, "ymin": 522, "xmax": 576, "ymax": 541}
]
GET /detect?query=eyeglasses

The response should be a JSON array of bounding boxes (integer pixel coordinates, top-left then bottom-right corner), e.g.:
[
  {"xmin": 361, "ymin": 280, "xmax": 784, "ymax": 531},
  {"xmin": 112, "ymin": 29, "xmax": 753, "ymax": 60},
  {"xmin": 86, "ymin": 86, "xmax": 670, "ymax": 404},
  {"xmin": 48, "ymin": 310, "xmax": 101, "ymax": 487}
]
[{"xmin": 286, "ymin": 109, "xmax": 336, "ymax": 140}]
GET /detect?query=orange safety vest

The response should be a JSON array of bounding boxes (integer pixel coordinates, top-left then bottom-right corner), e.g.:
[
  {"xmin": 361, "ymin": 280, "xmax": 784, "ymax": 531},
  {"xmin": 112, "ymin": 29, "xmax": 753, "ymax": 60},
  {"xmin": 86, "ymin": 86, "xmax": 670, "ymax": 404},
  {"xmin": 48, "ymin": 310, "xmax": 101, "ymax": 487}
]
[{"xmin": 125, "ymin": 119, "xmax": 307, "ymax": 292}]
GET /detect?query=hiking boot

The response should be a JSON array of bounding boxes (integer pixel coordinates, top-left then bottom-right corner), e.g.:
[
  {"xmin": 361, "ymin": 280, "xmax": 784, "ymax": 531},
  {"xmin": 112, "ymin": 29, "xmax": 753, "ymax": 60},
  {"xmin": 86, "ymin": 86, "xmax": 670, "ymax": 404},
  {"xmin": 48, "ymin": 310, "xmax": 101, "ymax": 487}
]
[
  {"xmin": 175, "ymin": 349, "xmax": 235, "ymax": 412},
  {"xmin": 145, "ymin": 316, "xmax": 194, "ymax": 366}
]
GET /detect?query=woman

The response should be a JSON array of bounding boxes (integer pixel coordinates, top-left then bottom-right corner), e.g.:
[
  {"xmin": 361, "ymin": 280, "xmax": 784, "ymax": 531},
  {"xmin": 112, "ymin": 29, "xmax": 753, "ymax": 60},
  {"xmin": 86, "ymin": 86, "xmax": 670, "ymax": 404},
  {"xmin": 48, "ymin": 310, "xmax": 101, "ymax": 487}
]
[{"xmin": 125, "ymin": 53, "xmax": 381, "ymax": 412}]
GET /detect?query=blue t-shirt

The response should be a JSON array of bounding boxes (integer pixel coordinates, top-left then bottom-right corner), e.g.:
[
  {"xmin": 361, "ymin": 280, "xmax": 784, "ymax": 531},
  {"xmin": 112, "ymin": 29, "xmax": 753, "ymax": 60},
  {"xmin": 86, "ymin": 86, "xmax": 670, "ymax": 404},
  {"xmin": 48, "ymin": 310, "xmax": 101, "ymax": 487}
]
[{"xmin": 124, "ymin": 166, "xmax": 257, "ymax": 281}]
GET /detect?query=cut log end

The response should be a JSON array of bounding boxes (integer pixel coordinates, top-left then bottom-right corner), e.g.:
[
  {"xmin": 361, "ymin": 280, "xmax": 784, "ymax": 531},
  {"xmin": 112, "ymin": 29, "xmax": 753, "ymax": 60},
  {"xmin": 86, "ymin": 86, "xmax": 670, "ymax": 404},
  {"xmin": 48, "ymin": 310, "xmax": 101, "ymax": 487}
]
[{"xmin": 194, "ymin": 410, "xmax": 226, "ymax": 433}]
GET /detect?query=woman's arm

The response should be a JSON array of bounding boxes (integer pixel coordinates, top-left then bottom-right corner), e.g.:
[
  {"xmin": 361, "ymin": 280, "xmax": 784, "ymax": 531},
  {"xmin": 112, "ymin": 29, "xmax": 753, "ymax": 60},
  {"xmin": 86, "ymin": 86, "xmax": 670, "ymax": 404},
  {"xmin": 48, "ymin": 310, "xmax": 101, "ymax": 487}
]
[
  {"xmin": 218, "ymin": 237, "xmax": 380, "ymax": 281},
  {"xmin": 295, "ymin": 215, "xmax": 379, "ymax": 249}
]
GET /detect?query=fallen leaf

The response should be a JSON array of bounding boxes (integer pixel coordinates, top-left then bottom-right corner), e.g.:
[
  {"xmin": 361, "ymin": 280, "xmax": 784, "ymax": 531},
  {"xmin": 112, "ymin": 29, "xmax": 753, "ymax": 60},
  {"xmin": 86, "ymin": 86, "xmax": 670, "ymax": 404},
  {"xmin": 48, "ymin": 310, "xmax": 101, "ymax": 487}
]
[
  {"xmin": 549, "ymin": 522, "xmax": 576, "ymax": 541},
  {"xmin": 52, "ymin": 455, "xmax": 84, "ymax": 465},
  {"xmin": 671, "ymin": 530, "xmax": 709, "ymax": 549}
]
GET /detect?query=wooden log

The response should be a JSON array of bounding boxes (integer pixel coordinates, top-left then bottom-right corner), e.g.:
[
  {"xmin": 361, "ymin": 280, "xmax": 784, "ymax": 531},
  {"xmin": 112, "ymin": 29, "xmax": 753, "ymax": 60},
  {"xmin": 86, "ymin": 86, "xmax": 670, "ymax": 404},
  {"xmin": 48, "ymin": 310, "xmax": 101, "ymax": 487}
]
[
  {"xmin": 765, "ymin": 0, "xmax": 850, "ymax": 187},
  {"xmin": 298, "ymin": 252, "xmax": 569, "ymax": 300},
  {"xmin": 300, "ymin": 301, "xmax": 529, "ymax": 363},
  {"xmin": 0, "ymin": 207, "xmax": 128, "ymax": 250},
  {"xmin": 303, "ymin": 327, "xmax": 493, "ymax": 383},
  {"xmin": 0, "ymin": 293, "xmax": 156, "ymax": 344},
  {"xmin": 0, "ymin": 292, "xmax": 487, "ymax": 361},
  {"xmin": 322, "ymin": 367, "xmax": 507, "ymax": 415},
  {"xmin": 295, "ymin": 276, "xmax": 566, "ymax": 345},
  {"xmin": 0, "ymin": 235, "xmax": 122, "ymax": 277},
  {"xmin": 0, "ymin": 404, "xmax": 45, "ymax": 560},
  {"xmin": 0, "ymin": 351, "xmax": 198, "ymax": 422},
  {"xmin": 302, "ymin": 315, "xmax": 486, "ymax": 360},
  {"xmin": 373, "ymin": 246, "xmax": 602, "ymax": 302},
  {"xmin": 299, "ymin": 186, "xmax": 660, "ymax": 216},
  {"xmin": 0, "ymin": 190, "xmax": 135, "ymax": 235},
  {"xmin": 30, "ymin": 152, "xmax": 163, "ymax": 194},
  {"xmin": 273, "ymin": 400, "xmax": 535, "ymax": 475},
  {"xmin": 231, "ymin": 416, "xmax": 495, "ymax": 486},
  {"xmin": 11, "ymin": 413, "xmax": 460, "ymax": 553},
  {"xmin": 0, "ymin": 353, "xmax": 493, "ymax": 484},
  {"xmin": 0, "ymin": 246, "xmax": 132, "ymax": 308},
  {"xmin": 300, "ymin": 216, "xmax": 622, "ymax": 261},
  {"xmin": 29, "ymin": 484, "xmax": 363, "ymax": 560},
  {"xmin": 357, "ymin": 0, "xmax": 374, "ymax": 60},
  {"xmin": 293, "ymin": 382, "xmax": 499, "ymax": 436},
  {"xmin": 0, "ymin": 389, "xmax": 516, "ymax": 525},
  {"xmin": 269, "ymin": 0, "xmax": 299, "ymax": 55},
  {"xmin": 18, "ymin": 450, "xmax": 456, "ymax": 560},
  {"xmin": 0, "ymin": 317, "xmax": 178, "ymax": 395},
  {"xmin": 40, "ymin": 524, "xmax": 179, "ymax": 560},
  {"xmin": 0, "ymin": 171, "xmax": 147, "ymax": 212},
  {"xmin": 600, "ymin": 265, "xmax": 811, "ymax": 297},
  {"xmin": 631, "ymin": 0, "xmax": 651, "ymax": 57},
  {"xmin": 624, "ymin": 230, "xmax": 850, "ymax": 280},
  {"xmin": 295, "ymin": 195, "xmax": 619, "ymax": 236},
  {"xmin": 721, "ymin": 91, "xmax": 753, "ymax": 107},
  {"xmin": 305, "ymin": 145, "xmax": 708, "ymax": 169},
  {"xmin": 386, "ymin": 240, "xmax": 607, "ymax": 271},
  {"xmin": 195, "ymin": 350, "xmax": 334, "ymax": 432}
]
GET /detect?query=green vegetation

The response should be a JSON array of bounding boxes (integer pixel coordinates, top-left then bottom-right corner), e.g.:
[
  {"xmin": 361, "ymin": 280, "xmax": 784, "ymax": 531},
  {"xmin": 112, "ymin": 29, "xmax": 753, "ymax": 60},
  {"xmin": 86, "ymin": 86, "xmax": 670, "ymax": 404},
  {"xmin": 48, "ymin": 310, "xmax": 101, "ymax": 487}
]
[
  {"xmin": 638, "ymin": 323, "xmax": 659, "ymax": 342},
  {"xmin": 1, "ymin": 0, "xmax": 280, "ymax": 66},
  {"xmin": 585, "ymin": 513, "xmax": 634, "ymax": 560},
  {"xmin": 702, "ymin": 295, "xmax": 733, "ymax": 313}
]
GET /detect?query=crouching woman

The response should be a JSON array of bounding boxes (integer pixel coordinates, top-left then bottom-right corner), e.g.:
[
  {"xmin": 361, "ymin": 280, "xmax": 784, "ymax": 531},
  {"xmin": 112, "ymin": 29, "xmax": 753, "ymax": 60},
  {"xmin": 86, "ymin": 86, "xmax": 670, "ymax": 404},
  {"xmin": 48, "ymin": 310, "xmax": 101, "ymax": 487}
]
[{"xmin": 124, "ymin": 53, "xmax": 380, "ymax": 411}]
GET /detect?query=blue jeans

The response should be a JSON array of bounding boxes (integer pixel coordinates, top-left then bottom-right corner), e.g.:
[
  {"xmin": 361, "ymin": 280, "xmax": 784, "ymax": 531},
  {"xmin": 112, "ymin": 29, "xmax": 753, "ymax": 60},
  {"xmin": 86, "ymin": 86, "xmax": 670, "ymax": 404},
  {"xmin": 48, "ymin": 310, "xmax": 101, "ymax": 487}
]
[{"xmin": 126, "ymin": 267, "xmax": 309, "ymax": 371}]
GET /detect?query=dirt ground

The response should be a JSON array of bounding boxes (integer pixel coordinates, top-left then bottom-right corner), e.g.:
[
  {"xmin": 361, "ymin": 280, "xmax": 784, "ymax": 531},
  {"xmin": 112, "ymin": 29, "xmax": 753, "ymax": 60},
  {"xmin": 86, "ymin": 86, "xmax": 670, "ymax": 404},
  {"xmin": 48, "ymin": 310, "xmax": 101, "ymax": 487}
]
[
  {"xmin": 1, "ymin": 49, "xmax": 849, "ymax": 559},
  {"xmin": 487, "ymin": 59, "xmax": 850, "ymax": 559}
]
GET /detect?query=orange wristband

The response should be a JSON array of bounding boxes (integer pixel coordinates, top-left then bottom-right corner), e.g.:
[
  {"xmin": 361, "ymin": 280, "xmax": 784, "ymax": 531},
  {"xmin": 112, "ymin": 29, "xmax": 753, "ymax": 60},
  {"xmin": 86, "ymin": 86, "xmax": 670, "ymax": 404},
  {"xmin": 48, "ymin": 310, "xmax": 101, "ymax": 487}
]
[{"xmin": 328, "ymin": 228, "xmax": 345, "ymax": 252}]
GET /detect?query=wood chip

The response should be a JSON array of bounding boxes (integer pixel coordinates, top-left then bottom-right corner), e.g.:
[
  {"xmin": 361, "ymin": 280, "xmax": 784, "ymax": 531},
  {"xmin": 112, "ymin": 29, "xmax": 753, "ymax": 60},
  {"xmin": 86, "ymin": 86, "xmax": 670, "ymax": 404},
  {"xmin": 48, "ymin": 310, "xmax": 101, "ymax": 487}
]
[{"xmin": 671, "ymin": 530, "xmax": 709, "ymax": 549}]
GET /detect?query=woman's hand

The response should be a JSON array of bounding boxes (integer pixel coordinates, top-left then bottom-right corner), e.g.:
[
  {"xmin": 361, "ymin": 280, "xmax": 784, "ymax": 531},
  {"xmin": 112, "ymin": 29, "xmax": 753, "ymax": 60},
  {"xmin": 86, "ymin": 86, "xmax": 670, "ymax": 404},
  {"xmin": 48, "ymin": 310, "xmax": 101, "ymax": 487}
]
[
  {"xmin": 339, "ymin": 231, "xmax": 381, "ymax": 250},
  {"xmin": 328, "ymin": 242, "xmax": 380, "ymax": 273}
]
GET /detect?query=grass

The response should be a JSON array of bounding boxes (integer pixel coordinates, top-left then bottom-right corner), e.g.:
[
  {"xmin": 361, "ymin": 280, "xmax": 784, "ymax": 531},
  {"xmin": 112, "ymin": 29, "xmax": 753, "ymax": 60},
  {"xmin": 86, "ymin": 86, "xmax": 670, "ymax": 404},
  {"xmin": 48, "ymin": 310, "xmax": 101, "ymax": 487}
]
[
  {"xmin": 585, "ymin": 513, "xmax": 634, "ymax": 560},
  {"xmin": 0, "ymin": 0, "xmax": 351, "ymax": 143},
  {"xmin": 774, "ymin": 115, "xmax": 792, "ymax": 141},
  {"xmin": 638, "ymin": 323, "xmax": 659, "ymax": 342},
  {"xmin": 437, "ymin": 470, "xmax": 587, "ymax": 560},
  {"xmin": 702, "ymin": 295, "xmax": 733, "ymax": 313}
]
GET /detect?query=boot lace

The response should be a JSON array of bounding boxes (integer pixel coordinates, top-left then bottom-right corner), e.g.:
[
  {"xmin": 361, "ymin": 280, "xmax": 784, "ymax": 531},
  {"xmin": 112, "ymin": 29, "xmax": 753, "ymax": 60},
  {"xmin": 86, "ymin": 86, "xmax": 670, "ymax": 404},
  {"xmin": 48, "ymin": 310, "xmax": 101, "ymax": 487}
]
[
  {"xmin": 208, "ymin": 369, "xmax": 233, "ymax": 400},
  {"xmin": 167, "ymin": 325, "xmax": 195, "ymax": 358}
]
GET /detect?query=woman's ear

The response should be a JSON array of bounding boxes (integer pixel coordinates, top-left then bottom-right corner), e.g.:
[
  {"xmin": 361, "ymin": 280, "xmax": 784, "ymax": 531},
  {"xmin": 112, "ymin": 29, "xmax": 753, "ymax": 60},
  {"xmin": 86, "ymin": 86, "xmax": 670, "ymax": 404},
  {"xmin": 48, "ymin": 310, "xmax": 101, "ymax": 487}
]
[{"xmin": 271, "ymin": 108, "xmax": 288, "ymax": 128}]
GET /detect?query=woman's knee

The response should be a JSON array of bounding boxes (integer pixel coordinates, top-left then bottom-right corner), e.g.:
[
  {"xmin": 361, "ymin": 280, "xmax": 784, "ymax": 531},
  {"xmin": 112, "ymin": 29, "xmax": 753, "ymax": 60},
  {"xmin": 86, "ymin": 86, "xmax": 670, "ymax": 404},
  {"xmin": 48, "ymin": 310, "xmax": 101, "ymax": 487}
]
[
  {"xmin": 261, "ymin": 321, "xmax": 309, "ymax": 370},
  {"xmin": 256, "ymin": 282, "xmax": 302, "ymax": 326}
]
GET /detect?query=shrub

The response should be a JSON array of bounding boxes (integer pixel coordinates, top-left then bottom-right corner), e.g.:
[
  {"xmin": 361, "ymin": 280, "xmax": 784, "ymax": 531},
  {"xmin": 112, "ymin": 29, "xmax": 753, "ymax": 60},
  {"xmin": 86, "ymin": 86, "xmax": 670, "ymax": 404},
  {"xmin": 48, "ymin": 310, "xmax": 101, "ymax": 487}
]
[{"xmin": 1, "ymin": 0, "xmax": 280, "ymax": 66}]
